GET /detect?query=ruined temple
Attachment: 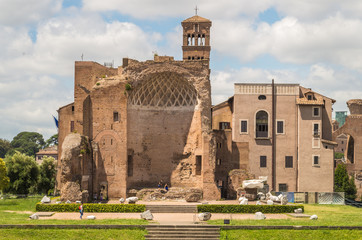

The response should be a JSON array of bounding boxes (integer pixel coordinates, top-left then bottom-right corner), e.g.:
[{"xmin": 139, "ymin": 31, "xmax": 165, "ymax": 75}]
[
  {"xmin": 56, "ymin": 15, "xmax": 220, "ymax": 200},
  {"xmin": 333, "ymin": 99, "xmax": 362, "ymax": 199}
]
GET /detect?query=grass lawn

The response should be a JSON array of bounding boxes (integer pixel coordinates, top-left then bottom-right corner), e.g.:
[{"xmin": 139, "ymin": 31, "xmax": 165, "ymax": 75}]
[
  {"xmin": 220, "ymin": 229, "xmax": 362, "ymax": 240},
  {"xmin": 0, "ymin": 229, "xmax": 146, "ymax": 240},
  {"xmin": 0, "ymin": 197, "xmax": 147, "ymax": 225},
  {"xmin": 209, "ymin": 204, "xmax": 362, "ymax": 226}
]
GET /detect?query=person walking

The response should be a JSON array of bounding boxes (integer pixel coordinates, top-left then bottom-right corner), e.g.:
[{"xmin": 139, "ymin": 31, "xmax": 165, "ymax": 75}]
[{"xmin": 79, "ymin": 203, "xmax": 84, "ymax": 219}]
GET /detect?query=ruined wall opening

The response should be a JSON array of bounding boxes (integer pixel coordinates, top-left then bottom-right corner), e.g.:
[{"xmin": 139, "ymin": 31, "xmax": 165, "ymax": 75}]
[
  {"xmin": 347, "ymin": 135, "xmax": 355, "ymax": 164},
  {"xmin": 127, "ymin": 72, "xmax": 199, "ymax": 189},
  {"xmin": 128, "ymin": 72, "xmax": 197, "ymax": 109}
]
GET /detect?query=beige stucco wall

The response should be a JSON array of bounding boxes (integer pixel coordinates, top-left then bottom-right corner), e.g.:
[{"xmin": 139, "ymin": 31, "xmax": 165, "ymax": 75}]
[
  {"xmin": 298, "ymin": 105, "xmax": 334, "ymax": 192},
  {"xmin": 232, "ymin": 84, "xmax": 299, "ymax": 191}
]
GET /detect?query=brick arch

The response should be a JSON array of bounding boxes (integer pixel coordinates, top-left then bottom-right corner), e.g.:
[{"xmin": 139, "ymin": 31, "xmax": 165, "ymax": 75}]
[
  {"xmin": 128, "ymin": 72, "xmax": 197, "ymax": 109},
  {"xmin": 94, "ymin": 130, "xmax": 123, "ymax": 144}
]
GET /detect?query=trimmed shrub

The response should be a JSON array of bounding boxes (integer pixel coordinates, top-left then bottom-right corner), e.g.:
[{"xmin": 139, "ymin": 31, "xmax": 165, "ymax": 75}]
[
  {"xmin": 36, "ymin": 203, "xmax": 146, "ymax": 212},
  {"xmin": 197, "ymin": 204, "xmax": 304, "ymax": 213}
]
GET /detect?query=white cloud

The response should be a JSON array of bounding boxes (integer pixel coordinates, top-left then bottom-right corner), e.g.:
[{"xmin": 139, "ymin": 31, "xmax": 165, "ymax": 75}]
[
  {"xmin": 212, "ymin": 15, "xmax": 362, "ymax": 72},
  {"xmin": 0, "ymin": 0, "xmax": 61, "ymax": 26},
  {"xmin": 82, "ymin": 0, "xmax": 271, "ymax": 20},
  {"xmin": 274, "ymin": 0, "xmax": 362, "ymax": 21},
  {"xmin": 0, "ymin": 10, "xmax": 160, "ymax": 140}
]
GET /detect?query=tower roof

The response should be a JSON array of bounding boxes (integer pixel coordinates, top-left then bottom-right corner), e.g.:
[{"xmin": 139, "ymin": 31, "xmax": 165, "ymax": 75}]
[{"xmin": 182, "ymin": 15, "xmax": 211, "ymax": 23}]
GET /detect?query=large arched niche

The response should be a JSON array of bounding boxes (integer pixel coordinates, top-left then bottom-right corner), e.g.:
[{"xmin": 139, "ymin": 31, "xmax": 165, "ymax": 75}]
[
  {"xmin": 126, "ymin": 71, "xmax": 200, "ymax": 189},
  {"xmin": 128, "ymin": 72, "xmax": 197, "ymax": 110}
]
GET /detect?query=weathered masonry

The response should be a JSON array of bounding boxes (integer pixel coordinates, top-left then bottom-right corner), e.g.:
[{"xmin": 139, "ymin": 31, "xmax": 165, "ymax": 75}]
[{"xmin": 56, "ymin": 15, "xmax": 220, "ymax": 200}]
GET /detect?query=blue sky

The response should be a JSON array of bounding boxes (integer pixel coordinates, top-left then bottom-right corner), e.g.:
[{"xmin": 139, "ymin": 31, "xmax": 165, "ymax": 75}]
[{"xmin": 0, "ymin": 0, "xmax": 361, "ymax": 141}]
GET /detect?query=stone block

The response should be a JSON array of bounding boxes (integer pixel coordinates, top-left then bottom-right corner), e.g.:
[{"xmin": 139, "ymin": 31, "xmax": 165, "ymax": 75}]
[
  {"xmin": 87, "ymin": 215, "xmax": 96, "ymax": 220},
  {"xmin": 294, "ymin": 208, "xmax": 303, "ymax": 213},
  {"xmin": 310, "ymin": 215, "xmax": 318, "ymax": 220},
  {"xmin": 198, "ymin": 212, "xmax": 212, "ymax": 221},
  {"xmin": 41, "ymin": 196, "xmax": 51, "ymax": 203},
  {"xmin": 267, "ymin": 200, "xmax": 273, "ymax": 205},
  {"xmin": 255, "ymin": 212, "xmax": 266, "ymax": 220},
  {"xmin": 185, "ymin": 192, "xmax": 202, "ymax": 202},
  {"xmin": 140, "ymin": 210, "xmax": 153, "ymax": 220},
  {"xmin": 126, "ymin": 197, "xmax": 138, "ymax": 203},
  {"xmin": 29, "ymin": 214, "xmax": 39, "ymax": 220}
]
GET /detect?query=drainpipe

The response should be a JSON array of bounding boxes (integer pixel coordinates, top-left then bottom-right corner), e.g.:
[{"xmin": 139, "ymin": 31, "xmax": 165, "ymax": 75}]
[{"xmin": 272, "ymin": 79, "xmax": 276, "ymax": 191}]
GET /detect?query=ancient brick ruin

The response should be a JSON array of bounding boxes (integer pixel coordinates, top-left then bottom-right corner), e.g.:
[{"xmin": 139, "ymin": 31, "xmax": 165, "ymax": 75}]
[{"xmin": 57, "ymin": 15, "xmax": 220, "ymax": 201}]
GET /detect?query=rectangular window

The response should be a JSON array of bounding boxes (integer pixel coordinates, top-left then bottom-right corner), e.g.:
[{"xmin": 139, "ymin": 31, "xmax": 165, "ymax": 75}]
[
  {"xmin": 313, "ymin": 107, "xmax": 320, "ymax": 117},
  {"xmin": 285, "ymin": 156, "xmax": 293, "ymax": 168},
  {"xmin": 217, "ymin": 158, "xmax": 221, "ymax": 166},
  {"xmin": 196, "ymin": 155, "xmax": 202, "ymax": 175},
  {"xmin": 277, "ymin": 120, "xmax": 284, "ymax": 134},
  {"xmin": 279, "ymin": 184, "xmax": 288, "ymax": 192},
  {"xmin": 313, "ymin": 123, "xmax": 320, "ymax": 136},
  {"xmin": 219, "ymin": 122, "xmax": 231, "ymax": 130},
  {"xmin": 113, "ymin": 112, "xmax": 119, "ymax": 122},
  {"xmin": 313, "ymin": 155, "xmax": 320, "ymax": 166},
  {"xmin": 127, "ymin": 155, "xmax": 133, "ymax": 177},
  {"xmin": 260, "ymin": 156, "xmax": 267, "ymax": 168},
  {"xmin": 71, "ymin": 106, "xmax": 74, "ymax": 112},
  {"xmin": 240, "ymin": 120, "xmax": 248, "ymax": 134},
  {"xmin": 70, "ymin": 121, "xmax": 74, "ymax": 132}
]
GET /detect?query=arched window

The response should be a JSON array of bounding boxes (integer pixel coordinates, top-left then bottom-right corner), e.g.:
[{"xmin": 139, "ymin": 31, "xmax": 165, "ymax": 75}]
[{"xmin": 256, "ymin": 110, "xmax": 268, "ymax": 138}]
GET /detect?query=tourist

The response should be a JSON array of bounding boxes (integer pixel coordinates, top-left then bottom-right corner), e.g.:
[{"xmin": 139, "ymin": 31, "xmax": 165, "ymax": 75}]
[
  {"xmin": 164, "ymin": 183, "xmax": 169, "ymax": 192},
  {"xmin": 79, "ymin": 203, "xmax": 83, "ymax": 219}
]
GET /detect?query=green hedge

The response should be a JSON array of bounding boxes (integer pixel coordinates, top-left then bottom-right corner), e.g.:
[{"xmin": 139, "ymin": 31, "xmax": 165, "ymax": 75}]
[
  {"xmin": 197, "ymin": 204, "xmax": 304, "ymax": 213},
  {"xmin": 36, "ymin": 203, "xmax": 146, "ymax": 213}
]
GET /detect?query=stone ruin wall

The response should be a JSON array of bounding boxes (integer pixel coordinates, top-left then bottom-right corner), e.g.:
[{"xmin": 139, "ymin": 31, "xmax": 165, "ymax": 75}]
[
  {"xmin": 333, "ymin": 99, "xmax": 362, "ymax": 199},
  {"xmin": 57, "ymin": 59, "xmax": 220, "ymax": 200},
  {"xmin": 124, "ymin": 60, "xmax": 216, "ymax": 194}
]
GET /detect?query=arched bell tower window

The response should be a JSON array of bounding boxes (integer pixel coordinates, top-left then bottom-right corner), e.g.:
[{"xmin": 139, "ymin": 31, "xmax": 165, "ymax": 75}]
[{"xmin": 256, "ymin": 110, "xmax": 268, "ymax": 138}]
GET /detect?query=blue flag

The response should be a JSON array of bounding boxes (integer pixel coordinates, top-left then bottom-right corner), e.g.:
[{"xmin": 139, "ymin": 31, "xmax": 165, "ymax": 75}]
[{"xmin": 53, "ymin": 115, "xmax": 59, "ymax": 128}]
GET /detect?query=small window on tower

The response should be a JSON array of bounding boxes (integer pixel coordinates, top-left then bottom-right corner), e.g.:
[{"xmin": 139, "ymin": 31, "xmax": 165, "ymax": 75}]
[
  {"xmin": 70, "ymin": 121, "xmax": 74, "ymax": 132},
  {"xmin": 260, "ymin": 156, "xmax": 267, "ymax": 168},
  {"xmin": 127, "ymin": 155, "xmax": 133, "ymax": 177},
  {"xmin": 219, "ymin": 122, "xmax": 230, "ymax": 130},
  {"xmin": 285, "ymin": 156, "xmax": 293, "ymax": 168},
  {"xmin": 113, "ymin": 112, "xmax": 119, "ymax": 122},
  {"xmin": 196, "ymin": 155, "xmax": 202, "ymax": 175}
]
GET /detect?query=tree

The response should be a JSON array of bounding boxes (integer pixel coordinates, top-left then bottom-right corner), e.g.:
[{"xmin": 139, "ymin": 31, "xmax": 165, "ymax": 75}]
[
  {"xmin": 334, "ymin": 164, "xmax": 357, "ymax": 200},
  {"xmin": 4, "ymin": 152, "xmax": 39, "ymax": 194},
  {"xmin": 0, "ymin": 139, "xmax": 12, "ymax": 158},
  {"xmin": 0, "ymin": 158, "xmax": 10, "ymax": 194},
  {"xmin": 38, "ymin": 156, "xmax": 56, "ymax": 194},
  {"xmin": 10, "ymin": 132, "xmax": 45, "ymax": 157},
  {"xmin": 44, "ymin": 134, "xmax": 58, "ymax": 148}
]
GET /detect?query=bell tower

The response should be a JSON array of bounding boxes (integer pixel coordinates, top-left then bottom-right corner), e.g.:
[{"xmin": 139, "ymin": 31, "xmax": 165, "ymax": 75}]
[{"xmin": 181, "ymin": 13, "xmax": 212, "ymax": 62}]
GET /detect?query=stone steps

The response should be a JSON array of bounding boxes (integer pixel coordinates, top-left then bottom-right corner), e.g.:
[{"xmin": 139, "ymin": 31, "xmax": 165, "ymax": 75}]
[
  {"xmin": 145, "ymin": 225, "xmax": 220, "ymax": 240},
  {"xmin": 146, "ymin": 205, "xmax": 198, "ymax": 213}
]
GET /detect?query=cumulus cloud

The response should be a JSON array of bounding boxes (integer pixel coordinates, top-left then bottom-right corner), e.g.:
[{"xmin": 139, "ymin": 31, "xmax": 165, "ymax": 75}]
[
  {"xmin": 212, "ymin": 15, "xmax": 362, "ymax": 72},
  {"xmin": 82, "ymin": 0, "xmax": 271, "ymax": 20},
  {"xmin": 0, "ymin": 10, "xmax": 160, "ymax": 140},
  {"xmin": 274, "ymin": 0, "xmax": 362, "ymax": 21},
  {"xmin": 0, "ymin": 0, "xmax": 61, "ymax": 26}
]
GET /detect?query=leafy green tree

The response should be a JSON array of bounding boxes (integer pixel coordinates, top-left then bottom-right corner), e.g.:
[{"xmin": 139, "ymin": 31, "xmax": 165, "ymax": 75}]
[
  {"xmin": 10, "ymin": 132, "xmax": 45, "ymax": 157},
  {"xmin": 38, "ymin": 156, "xmax": 56, "ymax": 194},
  {"xmin": 4, "ymin": 152, "xmax": 39, "ymax": 194},
  {"xmin": 334, "ymin": 152, "xmax": 344, "ymax": 159},
  {"xmin": 334, "ymin": 164, "xmax": 357, "ymax": 200},
  {"xmin": 44, "ymin": 134, "xmax": 58, "ymax": 148},
  {"xmin": 0, "ymin": 139, "xmax": 12, "ymax": 158},
  {"xmin": 0, "ymin": 158, "xmax": 10, "ymax": 194}
]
